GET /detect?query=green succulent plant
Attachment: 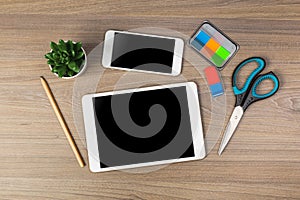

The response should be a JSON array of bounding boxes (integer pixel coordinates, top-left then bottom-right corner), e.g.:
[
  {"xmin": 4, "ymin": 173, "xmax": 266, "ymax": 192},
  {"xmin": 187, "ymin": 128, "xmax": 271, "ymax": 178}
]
[{"xmin": 45, "ymin": 39, "xmax": 85, "ymax": 78}]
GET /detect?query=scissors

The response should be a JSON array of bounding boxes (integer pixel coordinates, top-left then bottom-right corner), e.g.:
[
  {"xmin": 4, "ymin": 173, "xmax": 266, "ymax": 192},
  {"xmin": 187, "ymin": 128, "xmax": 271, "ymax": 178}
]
[{"xmin": 218, "ymin": 57, "xmax": 280, "ymax": 155}]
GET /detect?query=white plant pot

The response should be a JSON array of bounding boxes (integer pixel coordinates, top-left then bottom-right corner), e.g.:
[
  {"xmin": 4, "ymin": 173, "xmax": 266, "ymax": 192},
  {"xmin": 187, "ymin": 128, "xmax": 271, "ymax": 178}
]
[{"xmin": 48, "ymin": 46, "xmax": 87, "ymax": 79}]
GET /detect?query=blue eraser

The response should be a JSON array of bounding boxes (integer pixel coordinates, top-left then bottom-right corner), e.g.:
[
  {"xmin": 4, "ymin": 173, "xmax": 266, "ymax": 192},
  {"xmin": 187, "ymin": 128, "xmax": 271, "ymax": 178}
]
[{"xmin": 209, "ymin": 82, "xmax": 224, "ymax": 97}]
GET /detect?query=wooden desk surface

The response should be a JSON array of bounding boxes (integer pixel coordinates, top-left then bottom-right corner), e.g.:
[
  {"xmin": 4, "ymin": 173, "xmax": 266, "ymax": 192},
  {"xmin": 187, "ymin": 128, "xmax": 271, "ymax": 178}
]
[{"xmin": 0, "ymin": 1, "xmax": 299, "ymax": 199}]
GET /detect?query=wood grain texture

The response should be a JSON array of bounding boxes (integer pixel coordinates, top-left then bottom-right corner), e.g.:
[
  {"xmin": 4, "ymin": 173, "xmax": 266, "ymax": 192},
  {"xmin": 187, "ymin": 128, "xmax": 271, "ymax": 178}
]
[{"xmin": 0, "ymin": 0, "xmax": 299, "ymax": 199}]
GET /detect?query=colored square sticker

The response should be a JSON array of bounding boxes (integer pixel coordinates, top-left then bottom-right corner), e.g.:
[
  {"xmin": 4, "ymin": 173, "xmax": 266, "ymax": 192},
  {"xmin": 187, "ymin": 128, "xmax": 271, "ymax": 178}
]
[
  {"xmin": 216, "ymin": 46, "xmax": 231, "ymax": 60},
  {"xmin": 205, "ymin": 38, "xmax": 220, "ymax": 52},
  {"xmin": 190, "ymin": 39, "xmax": 203, "ymax": 51},
  {"xmin": 209, "ymin": 82, "xmax": 224, "ymax": 97},
  {"xmin": 204, "ymin": 66, "xmax": 220, "ymax": 85},
  {"xmin": 212, "ymin": 53, "xmax": 224, "ymax": 67},
  {"xmin": 195, "ymin": 31, "xmax": 210, "ymax": 45},
  {"xmin": 200, "ymin": 46, "xmax": 214, "ymax": 59}
]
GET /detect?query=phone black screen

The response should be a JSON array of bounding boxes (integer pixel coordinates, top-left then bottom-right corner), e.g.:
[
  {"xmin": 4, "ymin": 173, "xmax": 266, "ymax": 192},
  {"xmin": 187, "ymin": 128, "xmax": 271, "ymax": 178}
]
[{"xmin": 111, "ymin": 32, "xmax": 175, "ymax": 73}]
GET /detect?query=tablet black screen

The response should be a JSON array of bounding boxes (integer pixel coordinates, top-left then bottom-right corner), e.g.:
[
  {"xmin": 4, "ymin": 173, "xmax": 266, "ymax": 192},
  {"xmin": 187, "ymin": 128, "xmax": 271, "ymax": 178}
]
[{"xmin": 93, "ymin": 86, "xmax": 195, "ymax": 168}]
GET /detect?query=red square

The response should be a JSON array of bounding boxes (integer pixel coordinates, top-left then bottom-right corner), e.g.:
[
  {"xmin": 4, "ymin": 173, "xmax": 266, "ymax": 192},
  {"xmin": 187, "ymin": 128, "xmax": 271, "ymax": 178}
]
[{"xmin": 204, "ymin": 66, "xmax": 220, "ymax": 85}]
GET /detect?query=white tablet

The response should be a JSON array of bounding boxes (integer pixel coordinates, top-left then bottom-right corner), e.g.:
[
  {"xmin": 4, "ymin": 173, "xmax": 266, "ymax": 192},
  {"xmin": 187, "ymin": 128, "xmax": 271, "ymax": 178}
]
[
  {"xmin": 102, "ymin": 30, "xmax": 184, "ymax": 76},
  {"xmin": 82, "ymin": 82, "xmax": 205, "ymax": 172}
]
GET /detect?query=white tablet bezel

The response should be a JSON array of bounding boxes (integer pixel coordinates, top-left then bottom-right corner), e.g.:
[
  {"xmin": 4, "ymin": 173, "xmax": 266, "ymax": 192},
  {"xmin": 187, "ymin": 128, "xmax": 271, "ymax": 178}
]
[
  {"xmin": 82, "ymin": 82, "xmax": 205, "ymax": 172},
  {"xmin": 102, "ymin": 30, "xmax": 184, "ymax": 76}
]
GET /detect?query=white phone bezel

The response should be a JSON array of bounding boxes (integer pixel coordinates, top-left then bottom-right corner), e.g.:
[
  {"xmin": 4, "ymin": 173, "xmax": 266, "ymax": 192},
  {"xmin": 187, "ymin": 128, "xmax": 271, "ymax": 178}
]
[
  {"xmin": 102, "ymin": 30, "xmax": 184, "ymax": 76},
  {"xmin": 82, "ymin": 82, "xmax": 205, "ymax": 172}
]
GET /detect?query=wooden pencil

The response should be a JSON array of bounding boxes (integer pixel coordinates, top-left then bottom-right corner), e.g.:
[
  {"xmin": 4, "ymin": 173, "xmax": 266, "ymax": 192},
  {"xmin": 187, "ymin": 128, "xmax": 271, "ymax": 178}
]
[{"xmin": 40, "ymin": 76, "xmax": 85, "ymax": 168}]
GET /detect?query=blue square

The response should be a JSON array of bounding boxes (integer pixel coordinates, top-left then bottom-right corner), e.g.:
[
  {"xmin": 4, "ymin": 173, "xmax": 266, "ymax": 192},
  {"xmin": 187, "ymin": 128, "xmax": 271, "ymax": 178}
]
[
  {"xmin": 209, "ymin": 82, "xmax": 224, "ymax": 97},
  {"xmin": 195, "ymin": 31, "xmax": 210, "ymax": 45},
  {"xmin": 190, "ymin": 39, "xmax": 203, "ymax": 51}
]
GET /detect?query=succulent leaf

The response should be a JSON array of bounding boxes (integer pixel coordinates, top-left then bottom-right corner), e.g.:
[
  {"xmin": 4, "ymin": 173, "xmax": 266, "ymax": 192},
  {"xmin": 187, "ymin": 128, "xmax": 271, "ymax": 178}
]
[
  {"xmin": 47, "ymin": 60, "xmax": 55, "ymax": 65},
  {"xmin": 45, "ymin": 53, "xmax": 54, "ymax": 61},
  {"xmin": 74, "ymin": 51, "xmax": 84, "ymax": 60},
  {"xmin": 58, "ymin": 39, "xmax": 67, "ymax": 51},
  {"xmin": 67, "ymin": 70, "xmax": 74, "ymax": 77},
  {"xmin": 50, "ymin": 42, "xmax": 59, "ymax": 52},
  {"xmin": 74, "ymin": 42, "xmax": 82, "ymax": 51},
  {"xmin": 52, "ymin": 52, "xmax": 59, "ymax": 60},
  {"xmin": 71, "ymin": 50, "xmax": 75, "ymax": 57},
  {"xmin": 68, "ymin": 61, "xmax": 80, "ymax": 73},
  {"xmin": 57, "ymin": 65, "xmax": 67, "ymax": 78},
  {"xmin": 62, "ymin": 50, "xmax": 69, "ymax": 56},
  {"xmin": 67, "ymin": 40, "xmax": 74, "ymax": 51},
  {"xmin": 51, "ymin": 66, "xmax": 59, "ymax": 73}
]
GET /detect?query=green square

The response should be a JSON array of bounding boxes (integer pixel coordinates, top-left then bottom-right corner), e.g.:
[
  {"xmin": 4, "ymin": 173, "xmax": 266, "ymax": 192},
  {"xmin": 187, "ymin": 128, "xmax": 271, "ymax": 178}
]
[
  {"xmin": 216, "ymin": 46, "xmax": 230, "ymax": 60},
  {"xmin": 212, "ymin": 53, "xmax": 224, "ymax": 67}
]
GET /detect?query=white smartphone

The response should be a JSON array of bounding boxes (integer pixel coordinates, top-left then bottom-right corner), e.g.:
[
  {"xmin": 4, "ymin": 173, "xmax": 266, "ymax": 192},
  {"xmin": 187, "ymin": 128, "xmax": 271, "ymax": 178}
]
[
  {"xmin": 82, "ymin": 82, "xmax": 206, "ymax": 172},
  {"xmin": 102, "ymin": 30, "xmax": 184, "ymax": 76}
]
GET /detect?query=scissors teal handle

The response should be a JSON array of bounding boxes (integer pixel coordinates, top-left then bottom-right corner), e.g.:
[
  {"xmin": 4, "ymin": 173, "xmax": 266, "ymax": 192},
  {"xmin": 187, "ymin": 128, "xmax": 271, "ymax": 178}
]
[
  {"xmin": 218, "ymin": 57, "xmax": 280, "ymax": 155},
  {"xmin": 232, "ymin": 57, "xmax": 279, "ymax": 111}
]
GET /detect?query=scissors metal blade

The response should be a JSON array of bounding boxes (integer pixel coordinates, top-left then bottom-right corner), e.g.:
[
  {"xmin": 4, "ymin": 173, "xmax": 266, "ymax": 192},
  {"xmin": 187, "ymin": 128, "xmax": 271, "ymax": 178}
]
[{"xmin": 218, "ymin": 106, "xmax": 244, "ymax": 155}]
